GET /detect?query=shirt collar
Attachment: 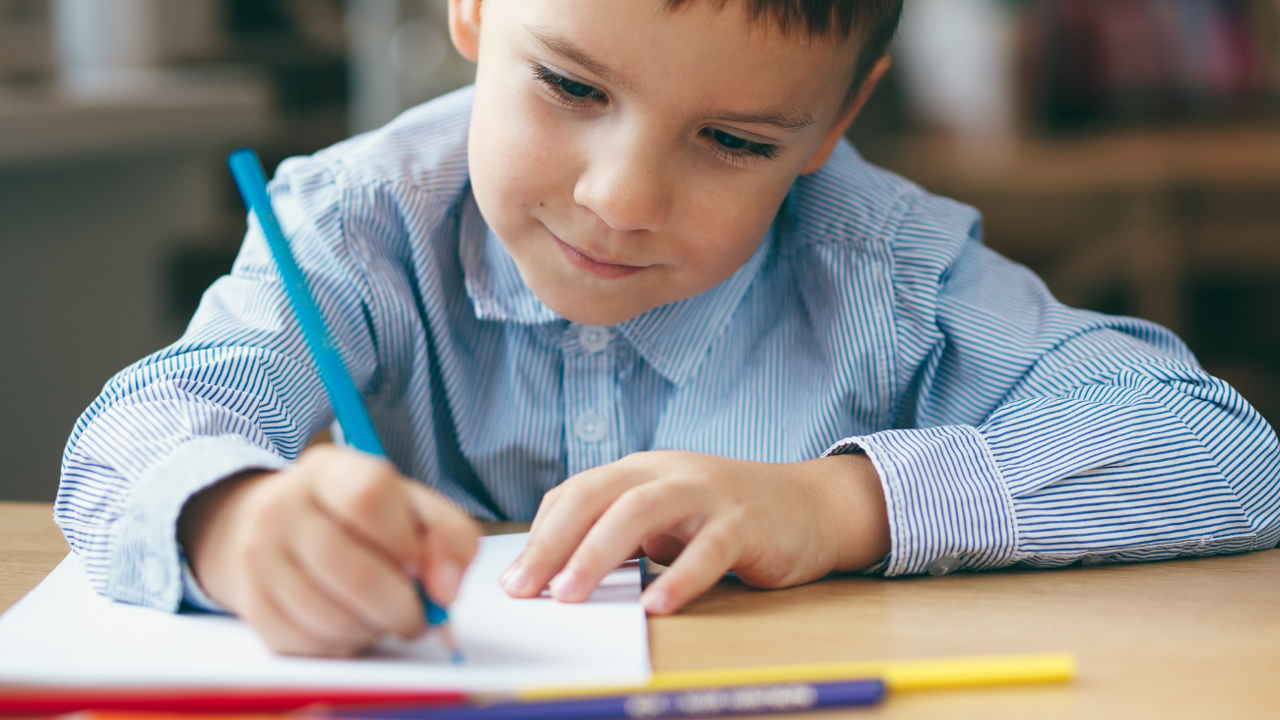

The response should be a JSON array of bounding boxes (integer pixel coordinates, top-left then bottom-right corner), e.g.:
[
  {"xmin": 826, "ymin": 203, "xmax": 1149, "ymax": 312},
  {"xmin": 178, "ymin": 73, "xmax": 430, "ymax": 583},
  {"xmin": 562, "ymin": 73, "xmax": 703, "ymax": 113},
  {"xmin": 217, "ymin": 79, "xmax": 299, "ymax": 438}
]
[
  {"xmin": 458, "ymin": 188, "xmax": 776, "ymax": 387},
  {"xmin": 459, "ymin": 191, "xmax": 561, "ymax": 325},
  {"xmin": 617, "ymin": 224, "xmax": 774, "ymax": 387}
]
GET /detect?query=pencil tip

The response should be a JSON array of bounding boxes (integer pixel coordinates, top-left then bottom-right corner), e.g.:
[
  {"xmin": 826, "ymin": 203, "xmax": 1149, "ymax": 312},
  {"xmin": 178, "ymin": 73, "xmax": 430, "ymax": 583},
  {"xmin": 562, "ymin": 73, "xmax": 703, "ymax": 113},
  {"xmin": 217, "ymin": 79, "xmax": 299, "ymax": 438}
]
[{"xmin": 436, "ymin": 622, "xmax": 464, "ymax": 665}]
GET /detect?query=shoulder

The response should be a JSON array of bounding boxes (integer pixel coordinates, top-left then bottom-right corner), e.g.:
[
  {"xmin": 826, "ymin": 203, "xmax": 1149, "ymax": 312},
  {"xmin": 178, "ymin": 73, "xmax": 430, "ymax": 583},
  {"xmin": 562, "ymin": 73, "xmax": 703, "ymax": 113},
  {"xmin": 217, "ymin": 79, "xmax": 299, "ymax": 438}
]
[
  {"xmin": 271, "ymin": 85, "xmax": 475, "ymax": 207},
  {"xmin": 781, "ymin": 139, "xmax": 985, "ymax": 292}
]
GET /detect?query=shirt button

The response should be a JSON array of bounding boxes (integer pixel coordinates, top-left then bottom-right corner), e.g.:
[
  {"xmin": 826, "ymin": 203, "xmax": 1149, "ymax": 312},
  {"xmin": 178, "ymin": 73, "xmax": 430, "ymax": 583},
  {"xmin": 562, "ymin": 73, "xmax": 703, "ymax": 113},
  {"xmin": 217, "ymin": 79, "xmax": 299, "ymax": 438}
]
[
  {"xmin": 142, "ymin": 555, "xmax": 169, "ymax": 592},
  {"xmin": 578, "ymin": 326, "xmax": 612, "ymax": 353},
  {"xmin": 574, "ymin": 410, "xmax": 608, "ymax": 443},
  {"xmin": 925, "ymin": 555, "xmax": 962, "ymax": 576}
]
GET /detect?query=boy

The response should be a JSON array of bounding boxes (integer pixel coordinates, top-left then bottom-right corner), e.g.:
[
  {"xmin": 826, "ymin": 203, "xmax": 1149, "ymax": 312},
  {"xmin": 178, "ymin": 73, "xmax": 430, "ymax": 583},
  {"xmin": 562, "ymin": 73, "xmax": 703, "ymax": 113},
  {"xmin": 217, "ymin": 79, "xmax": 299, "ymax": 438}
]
[{"xmin": 58, "ymin": 0, "xmax": 1280, "ymax": 657}]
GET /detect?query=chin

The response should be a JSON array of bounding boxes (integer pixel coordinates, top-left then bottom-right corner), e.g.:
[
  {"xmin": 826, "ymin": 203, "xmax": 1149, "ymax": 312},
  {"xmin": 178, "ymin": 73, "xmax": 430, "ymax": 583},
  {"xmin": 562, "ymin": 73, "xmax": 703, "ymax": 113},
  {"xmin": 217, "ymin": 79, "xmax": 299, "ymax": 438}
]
[
  {"xmin": 554, "ymin": 304, "xmax": 638, "ymax": 327},
  {"xmin": 543, "ymin": 293, "xmax": 647, "ymax": 327}
]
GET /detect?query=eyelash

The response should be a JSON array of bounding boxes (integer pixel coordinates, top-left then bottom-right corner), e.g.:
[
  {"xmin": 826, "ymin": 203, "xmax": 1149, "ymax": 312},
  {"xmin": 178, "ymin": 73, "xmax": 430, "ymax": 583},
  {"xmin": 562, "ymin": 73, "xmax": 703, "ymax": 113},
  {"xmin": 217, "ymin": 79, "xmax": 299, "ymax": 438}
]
[
  {"xmin": 532, "ymin": 64, "xmax": 606, "ymax": 107},
  {"xmin": 701, "ymin": 128, "xmax": 778, "ymax": 164},
  {"xmin": 530, "ymin": 63, "xmax": 779, "ymax": 165}
]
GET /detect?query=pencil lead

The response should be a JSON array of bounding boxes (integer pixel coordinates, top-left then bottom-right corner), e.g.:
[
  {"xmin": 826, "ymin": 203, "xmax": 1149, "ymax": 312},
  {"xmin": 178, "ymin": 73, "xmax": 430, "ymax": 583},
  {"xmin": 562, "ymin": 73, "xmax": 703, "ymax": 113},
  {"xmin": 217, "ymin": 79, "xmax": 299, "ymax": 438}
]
[{"xmin": 439, "ymin": 623, "xmax": 465, "ymax": 665}]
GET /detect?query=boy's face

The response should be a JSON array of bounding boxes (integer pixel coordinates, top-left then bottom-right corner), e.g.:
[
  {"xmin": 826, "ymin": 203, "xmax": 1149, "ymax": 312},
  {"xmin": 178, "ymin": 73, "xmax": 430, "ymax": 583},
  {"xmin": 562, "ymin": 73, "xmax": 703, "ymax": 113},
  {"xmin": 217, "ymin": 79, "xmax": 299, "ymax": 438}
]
[{"xmin": 452, "ymin": 0, "xmax": 870, "ymax": 326}]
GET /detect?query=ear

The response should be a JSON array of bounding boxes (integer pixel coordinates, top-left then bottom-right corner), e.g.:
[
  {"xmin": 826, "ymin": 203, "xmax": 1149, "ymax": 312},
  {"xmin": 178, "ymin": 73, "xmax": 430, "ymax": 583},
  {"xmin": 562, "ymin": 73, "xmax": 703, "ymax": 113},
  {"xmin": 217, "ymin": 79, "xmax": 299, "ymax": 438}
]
[
  {"xmin": 448, "ymin": 0, "xmax": 483, "ymax": 62},
  {"xmin": 800, "ymin": 54, "xmax": 892, "ymax": 175}
]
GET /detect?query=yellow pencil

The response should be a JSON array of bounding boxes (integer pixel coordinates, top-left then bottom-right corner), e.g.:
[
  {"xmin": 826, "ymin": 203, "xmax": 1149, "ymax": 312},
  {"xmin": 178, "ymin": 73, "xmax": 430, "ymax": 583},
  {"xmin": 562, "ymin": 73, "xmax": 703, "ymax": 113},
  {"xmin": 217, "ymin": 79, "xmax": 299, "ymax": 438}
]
[{"xmin": 520, "ymin": 651, "xmax": 1076, "ymax": 699}]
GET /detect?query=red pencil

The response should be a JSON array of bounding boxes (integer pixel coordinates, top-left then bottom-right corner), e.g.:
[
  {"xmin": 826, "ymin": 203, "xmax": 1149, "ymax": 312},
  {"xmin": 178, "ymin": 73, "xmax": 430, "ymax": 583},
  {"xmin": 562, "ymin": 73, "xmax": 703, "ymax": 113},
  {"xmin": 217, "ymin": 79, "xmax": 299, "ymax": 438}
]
[{"xmin": 0, "ymin": 687, "xmax": 466, "ymax": 717}]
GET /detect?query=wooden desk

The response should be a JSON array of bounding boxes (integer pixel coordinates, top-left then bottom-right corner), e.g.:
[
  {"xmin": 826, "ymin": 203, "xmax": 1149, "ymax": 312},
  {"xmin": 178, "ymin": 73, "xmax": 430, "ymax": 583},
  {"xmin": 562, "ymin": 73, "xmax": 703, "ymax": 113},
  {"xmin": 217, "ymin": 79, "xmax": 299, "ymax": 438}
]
[
  {"xmin": 0, "ymin": 502, "xmax": 69, "ymax": 615},
  {"xmin": 4, "ymin": 500, "xmax": 1280, "ymax": 719}
]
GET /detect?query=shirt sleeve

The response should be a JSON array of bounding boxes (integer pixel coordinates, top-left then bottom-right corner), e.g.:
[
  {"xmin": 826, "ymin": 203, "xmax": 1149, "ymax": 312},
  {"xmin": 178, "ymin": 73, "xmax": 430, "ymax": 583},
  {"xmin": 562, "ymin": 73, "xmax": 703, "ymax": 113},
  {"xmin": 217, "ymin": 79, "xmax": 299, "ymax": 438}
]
[
  {"xmin": 54, "ymin": 155, "xmax": 380, "ymax": 610},
  {"xmin": 826, "ymin": 194, "xmax": 1280, "ymax": 577}
]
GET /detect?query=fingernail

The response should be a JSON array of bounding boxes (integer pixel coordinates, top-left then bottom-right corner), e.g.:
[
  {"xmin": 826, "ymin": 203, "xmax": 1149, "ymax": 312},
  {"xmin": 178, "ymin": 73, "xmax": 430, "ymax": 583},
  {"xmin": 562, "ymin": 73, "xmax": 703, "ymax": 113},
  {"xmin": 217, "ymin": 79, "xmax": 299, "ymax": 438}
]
[
  {"xmin": 501, "ymin": 563, "xmax": 529, "ymax": 594},
  {"xmin": 641, "ymin": 588, "xmax": 670, "ymax": 615},
  {"xmin": 549, "ymin": 571, "xmax": 580, "ymax": 600},
  {"xmin": 436, "ymin": 561, "xmax": 463, "ymax": 602}
]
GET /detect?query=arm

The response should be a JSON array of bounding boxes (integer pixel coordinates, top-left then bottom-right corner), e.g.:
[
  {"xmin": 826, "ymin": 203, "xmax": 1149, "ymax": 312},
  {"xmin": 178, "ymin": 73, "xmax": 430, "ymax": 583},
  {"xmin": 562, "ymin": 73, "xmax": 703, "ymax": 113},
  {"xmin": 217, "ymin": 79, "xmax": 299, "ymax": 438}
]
[
  {"xmin": 833, "ymin": 196, "xmax": 1280, "ymax": 576},
  {"xmin": 500, "ymin": 195, "xmax": 1280, "ymax": 612},
  {"xmin": 55, "ymin": 155, "xmax": 380, "ymax": 609}
]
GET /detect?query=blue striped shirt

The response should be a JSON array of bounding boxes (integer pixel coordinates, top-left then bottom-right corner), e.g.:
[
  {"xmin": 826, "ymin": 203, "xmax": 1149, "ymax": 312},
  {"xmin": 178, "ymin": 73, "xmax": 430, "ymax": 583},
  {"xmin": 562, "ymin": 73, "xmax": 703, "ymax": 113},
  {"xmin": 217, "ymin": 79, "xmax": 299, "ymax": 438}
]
[{"xmin": 56, "ymin": 86, "xmax": 1280, "ymax": 611}]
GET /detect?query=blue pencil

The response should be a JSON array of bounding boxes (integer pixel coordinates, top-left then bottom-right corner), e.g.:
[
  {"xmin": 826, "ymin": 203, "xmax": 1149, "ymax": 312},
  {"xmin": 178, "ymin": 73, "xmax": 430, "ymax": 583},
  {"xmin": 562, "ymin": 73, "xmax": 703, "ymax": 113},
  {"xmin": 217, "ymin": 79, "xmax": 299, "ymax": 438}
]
[
  {"xmin": 227, "ymin": 147, "xmax": 462, "ymax": 664},
  {"xmin": 335, "ymin": 679, "xmax": 885, "ymax": 719}
]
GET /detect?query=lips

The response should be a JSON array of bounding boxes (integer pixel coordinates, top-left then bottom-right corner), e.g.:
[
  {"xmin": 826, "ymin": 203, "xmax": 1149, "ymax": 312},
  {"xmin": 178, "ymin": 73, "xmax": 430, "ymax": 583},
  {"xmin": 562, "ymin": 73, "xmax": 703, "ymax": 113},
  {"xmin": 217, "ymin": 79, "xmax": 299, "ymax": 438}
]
[{"xmin": 552, "ymin": 234, "xmax": 648, "ymax": 280}]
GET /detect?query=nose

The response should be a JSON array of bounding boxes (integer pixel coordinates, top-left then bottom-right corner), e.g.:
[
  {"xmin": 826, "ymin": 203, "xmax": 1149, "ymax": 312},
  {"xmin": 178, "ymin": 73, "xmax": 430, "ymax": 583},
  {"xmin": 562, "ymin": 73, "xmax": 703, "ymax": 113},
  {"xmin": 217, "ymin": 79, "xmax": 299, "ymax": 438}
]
[{"xmin": 573, "ymin": 126, "xmax": 671, "ymax": 233}]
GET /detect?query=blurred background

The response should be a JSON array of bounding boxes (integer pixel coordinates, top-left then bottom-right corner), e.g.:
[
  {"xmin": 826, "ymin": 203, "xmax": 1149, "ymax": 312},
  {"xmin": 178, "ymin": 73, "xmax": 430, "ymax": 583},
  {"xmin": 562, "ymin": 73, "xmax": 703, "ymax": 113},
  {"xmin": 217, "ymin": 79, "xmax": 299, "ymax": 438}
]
[{"xmin": 2, "ymin": 0, "xmax": 1279, "ymax": 501}]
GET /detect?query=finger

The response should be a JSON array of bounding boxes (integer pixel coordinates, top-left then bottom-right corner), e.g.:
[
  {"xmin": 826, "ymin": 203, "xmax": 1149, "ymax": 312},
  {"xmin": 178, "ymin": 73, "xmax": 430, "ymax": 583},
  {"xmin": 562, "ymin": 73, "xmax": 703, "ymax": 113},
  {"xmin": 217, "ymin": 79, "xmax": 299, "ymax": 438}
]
[
  {"xmin": 525, "ymin": 485, "xmax": 564, "ymax": 540},
  {"xmin": 403, "ymin": 482, "xmax": 481, "ymax": 606},
  {"xmin": 289, "ymin": 503, "xmax": 424, "ymax": 638},
  {"xmin": 639, "ymin": 519, "xmax": 742, "ymax": 616},
  {"xmin": 501, "ymin": 464, "xmax": 645, "ymax": 598},
  {"xmin": 640, "ymin": 533, "xmax": 688, "ymax": 566},
  {"xmin": 240, "ymin": 583, "xmax": 359, "ymax": 657},
  {"xmin": 549, "ymin": 480, "xmax": 699, "ymax": 603},
  {"xmin": 264, "ymin": 549, "xmax": 388, "ymax": 650},
  {"xmin": 304, "ymin": 447, "xmax": 419, "ymax": 569}
]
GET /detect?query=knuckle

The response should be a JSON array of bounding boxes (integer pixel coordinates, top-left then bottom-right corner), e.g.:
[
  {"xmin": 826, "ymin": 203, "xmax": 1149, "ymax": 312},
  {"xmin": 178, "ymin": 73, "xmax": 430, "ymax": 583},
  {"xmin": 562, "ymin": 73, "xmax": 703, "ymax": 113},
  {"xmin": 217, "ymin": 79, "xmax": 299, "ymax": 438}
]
[
  {"xmin": 616, "ymin": 484, "xmax": 663, "ymax": 519},
  {"xmin": 297, "ymin": 443, "xmax": 340, "ymax": 473},
  {"xmin": 390, "ymin": 605, "xmax": 424, "ymax": 636},
  {"xmin": 569, "ymin": 543, "xmax": 609, "ymax": 575},
  {"xmin": 557, "ymin": 478, "xmax": 589, "ymax": 501},
  {"xmin": 699, "ymin": 527, "xmax": 739, "ymax": 563},
  {"xmin": 320, "ymin": 607, "xmax": 370, "ymax": 643},
  {"xmin": 548, "ymin": 481, "xmax": 593, "ymax": 511},
  {"xmin": 523, "ymin": 535, "xmax": 556, "ymax": 564},
  {"xmin": 346, "ymin": 472, "xmax": 395, "ymax": 520},
  {"xmin": 540, "ymin": 485, "xmax": 562, "ymax": 506},
  {"xmin": 342, "ymin": 559, "xmax": 382, "ymax": 592},
  {"xmin": 451, "ymin": 522, "xmax": 481, "ymax": 561}
]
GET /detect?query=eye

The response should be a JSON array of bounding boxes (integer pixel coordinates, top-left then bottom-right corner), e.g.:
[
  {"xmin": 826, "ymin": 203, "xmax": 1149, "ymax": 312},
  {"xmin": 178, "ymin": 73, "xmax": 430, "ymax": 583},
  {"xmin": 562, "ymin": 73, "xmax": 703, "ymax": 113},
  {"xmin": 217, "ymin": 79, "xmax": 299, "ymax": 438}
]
[
  {"xmin": 532, "ymin": 64, "xmax": 606, "ymax": 107},
  {"xmin": 701, "ymin": 127, "xmax": 778, "ymax": 165},
  {"xmin": 712, "ymin": 129, "xmax": 750, "ymax": 150},
  {"xmin": 559, "ymin": 78, "xmax": 595, "ymax": 97}
]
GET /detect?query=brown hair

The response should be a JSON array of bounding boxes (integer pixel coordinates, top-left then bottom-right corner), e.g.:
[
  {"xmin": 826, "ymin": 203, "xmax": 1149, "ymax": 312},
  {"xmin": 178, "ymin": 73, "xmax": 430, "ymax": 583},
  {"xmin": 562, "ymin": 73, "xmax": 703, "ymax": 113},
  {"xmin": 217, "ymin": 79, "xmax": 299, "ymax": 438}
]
[{"xmin": 664, "ymin": 0, "xmax": 903, "ymax": 98}]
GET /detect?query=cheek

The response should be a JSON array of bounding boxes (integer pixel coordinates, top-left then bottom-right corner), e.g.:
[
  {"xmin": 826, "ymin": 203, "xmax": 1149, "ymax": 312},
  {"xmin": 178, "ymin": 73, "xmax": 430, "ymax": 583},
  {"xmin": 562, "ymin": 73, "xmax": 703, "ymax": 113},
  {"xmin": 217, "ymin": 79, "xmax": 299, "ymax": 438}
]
[
  {"xmin": 672, "ymin": 171, "xmax": 788, "ymax": 285},
  {"xmin": 468, "ymin": 85, "xmax": 579, "ymax": 238}
]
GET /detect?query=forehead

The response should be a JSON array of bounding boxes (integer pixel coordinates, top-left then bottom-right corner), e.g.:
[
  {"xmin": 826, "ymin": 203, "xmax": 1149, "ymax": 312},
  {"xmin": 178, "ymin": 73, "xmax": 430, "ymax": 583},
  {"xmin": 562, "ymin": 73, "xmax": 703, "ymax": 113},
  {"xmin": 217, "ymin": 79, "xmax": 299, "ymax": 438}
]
[{"xmin": 493, "ymin": 0, "xmax": 859, "ymax": 119}]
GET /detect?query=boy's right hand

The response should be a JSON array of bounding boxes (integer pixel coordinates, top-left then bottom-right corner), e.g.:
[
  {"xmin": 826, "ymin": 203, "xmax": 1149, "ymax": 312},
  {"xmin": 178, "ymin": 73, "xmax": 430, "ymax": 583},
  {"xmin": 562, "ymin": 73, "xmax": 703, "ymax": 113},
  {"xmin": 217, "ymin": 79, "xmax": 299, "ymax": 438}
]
[{"xmin": 178, "ymin": 444, "xmax": 481, "ymax": 657}]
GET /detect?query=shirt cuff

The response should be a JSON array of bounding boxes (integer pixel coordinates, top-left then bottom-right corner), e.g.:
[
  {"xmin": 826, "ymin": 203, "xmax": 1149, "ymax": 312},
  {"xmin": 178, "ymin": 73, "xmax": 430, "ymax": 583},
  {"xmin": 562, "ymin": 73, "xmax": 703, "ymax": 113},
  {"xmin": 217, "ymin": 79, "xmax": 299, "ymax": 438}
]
[
  {"xmin": 107, "ymin": 436, "xmax": 289, "ymax": 611},
  {"xmin": 825, "ymin": 425, "xmax": 1018, "ymax": 576}
]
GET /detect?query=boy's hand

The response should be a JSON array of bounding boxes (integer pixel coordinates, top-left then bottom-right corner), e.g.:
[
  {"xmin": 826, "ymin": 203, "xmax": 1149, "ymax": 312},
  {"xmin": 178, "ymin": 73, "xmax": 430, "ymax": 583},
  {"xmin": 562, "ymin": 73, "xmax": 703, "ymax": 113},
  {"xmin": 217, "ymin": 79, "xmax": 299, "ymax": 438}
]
[
  {"xmin": 500, "ymin": 451, "xmax": 890, "ymax": 615},
  {"xmin": 178, "ymin": 444, "xmax": 481, "ymax": 656}
]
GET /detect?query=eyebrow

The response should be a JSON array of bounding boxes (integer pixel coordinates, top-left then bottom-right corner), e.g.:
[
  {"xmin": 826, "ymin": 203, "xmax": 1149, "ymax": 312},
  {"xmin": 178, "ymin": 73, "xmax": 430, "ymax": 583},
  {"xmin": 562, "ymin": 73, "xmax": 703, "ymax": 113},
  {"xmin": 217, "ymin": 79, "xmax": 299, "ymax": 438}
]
[
  {"xmin": 526, "ymin": 28, "xmax": 817, "ymax": 133},
  {"xmin": 704, "ymin": 109, "xmax": 816, "ymax": 132},
  {"xmin": 527, "ymin": 29, "xmax": 631, "ymax": 90}
]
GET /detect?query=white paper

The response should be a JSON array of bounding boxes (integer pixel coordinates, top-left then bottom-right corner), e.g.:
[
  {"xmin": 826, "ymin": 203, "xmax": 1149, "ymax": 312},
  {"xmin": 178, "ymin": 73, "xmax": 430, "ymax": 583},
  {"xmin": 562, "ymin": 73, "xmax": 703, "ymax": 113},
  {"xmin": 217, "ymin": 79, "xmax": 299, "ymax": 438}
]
[{"xmin": 0, "ymin": 533, "xmax": 650, "ymax": 691}]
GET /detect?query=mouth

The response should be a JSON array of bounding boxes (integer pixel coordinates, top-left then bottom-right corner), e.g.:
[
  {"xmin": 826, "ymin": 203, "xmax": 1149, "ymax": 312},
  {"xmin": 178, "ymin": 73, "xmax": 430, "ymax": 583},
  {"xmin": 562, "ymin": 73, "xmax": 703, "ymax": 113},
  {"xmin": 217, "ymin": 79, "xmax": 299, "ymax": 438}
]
[{"xmin": 552, "ymin": 234, "xmax": 649, "ymax": 280}]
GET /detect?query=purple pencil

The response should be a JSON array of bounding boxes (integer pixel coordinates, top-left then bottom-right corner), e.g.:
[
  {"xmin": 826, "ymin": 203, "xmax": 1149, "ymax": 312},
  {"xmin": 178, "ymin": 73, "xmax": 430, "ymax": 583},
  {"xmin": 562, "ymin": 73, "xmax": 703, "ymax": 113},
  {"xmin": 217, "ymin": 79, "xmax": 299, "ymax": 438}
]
[{"xmin": 335, "ymin": 679, "xmax": 885, "ymax": 720}]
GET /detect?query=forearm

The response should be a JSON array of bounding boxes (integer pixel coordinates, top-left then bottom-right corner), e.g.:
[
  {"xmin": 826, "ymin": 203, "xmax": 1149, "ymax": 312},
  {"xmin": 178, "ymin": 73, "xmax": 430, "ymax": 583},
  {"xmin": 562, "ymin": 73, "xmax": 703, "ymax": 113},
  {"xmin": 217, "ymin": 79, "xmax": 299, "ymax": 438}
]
[
  {"xmin": 984, "ymin": 368, "xmax": 1280, "ymax": 563},
  {"xmin": 56, "ymin": 345, "xmax": 329, "ymax": 608},
  {"xmin": 830, "ymin": 365, "xmax": 1280, "ymax": 576}
]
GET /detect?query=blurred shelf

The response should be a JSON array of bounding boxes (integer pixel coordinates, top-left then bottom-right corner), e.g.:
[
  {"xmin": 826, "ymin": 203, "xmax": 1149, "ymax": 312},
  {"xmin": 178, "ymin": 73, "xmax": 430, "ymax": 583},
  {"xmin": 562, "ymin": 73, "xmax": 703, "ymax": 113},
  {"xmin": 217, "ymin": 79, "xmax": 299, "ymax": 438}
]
[
  {"xmin": 864, "ymin": 126, "xmax": 1280, "ymax": 196},
  {"xmin": 0, "ymin": 69, "xmax": 274, "ymax": 170},
  {"xmin": 863, "ymin": 127, "xmax": 1280, "ymax": 336}
]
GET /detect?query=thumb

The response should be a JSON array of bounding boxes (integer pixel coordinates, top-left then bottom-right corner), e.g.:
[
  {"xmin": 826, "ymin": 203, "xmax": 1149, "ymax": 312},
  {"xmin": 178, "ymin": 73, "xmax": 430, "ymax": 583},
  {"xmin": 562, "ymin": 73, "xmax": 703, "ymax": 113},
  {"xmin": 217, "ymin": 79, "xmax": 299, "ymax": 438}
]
[{"xmin": 402, "ymin": 481, "xmax": 482, "ymax": 606}]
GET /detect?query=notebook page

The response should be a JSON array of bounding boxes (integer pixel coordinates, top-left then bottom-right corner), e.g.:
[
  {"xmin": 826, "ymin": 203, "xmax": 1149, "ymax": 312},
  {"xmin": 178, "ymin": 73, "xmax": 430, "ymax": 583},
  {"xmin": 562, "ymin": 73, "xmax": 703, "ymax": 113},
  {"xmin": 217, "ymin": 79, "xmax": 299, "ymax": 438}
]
[{"xmin": 0, "ymin": 532, "xmax": 650, "ymax": 692}]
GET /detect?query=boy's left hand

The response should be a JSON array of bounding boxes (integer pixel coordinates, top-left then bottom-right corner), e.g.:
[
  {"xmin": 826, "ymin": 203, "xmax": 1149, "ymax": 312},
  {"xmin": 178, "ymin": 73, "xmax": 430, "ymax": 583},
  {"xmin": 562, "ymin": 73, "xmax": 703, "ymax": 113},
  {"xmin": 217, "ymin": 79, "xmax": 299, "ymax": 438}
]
[{"xmin": 500, "ymin": 451, "xmax": 890, "ymax": 615}]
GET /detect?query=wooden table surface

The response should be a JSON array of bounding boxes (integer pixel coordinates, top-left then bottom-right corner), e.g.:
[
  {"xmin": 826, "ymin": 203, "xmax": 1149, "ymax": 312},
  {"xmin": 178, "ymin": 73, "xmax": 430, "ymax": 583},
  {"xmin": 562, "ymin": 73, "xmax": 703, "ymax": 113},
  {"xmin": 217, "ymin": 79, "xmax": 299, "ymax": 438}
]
[{"xmin": 3, "ymin": 500, "xmax": 1280, "ymax": 719}]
